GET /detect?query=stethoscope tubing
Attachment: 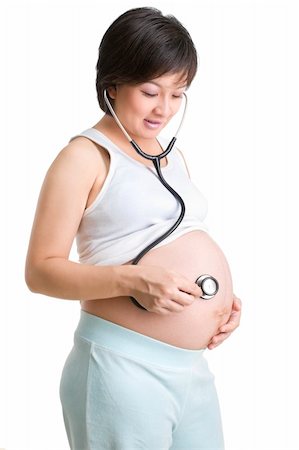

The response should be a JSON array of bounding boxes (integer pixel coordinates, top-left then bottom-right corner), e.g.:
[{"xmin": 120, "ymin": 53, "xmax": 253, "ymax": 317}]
[
  {"xmin": 104, "ymin": 89, "xmax": 188, "ymax": 309},
  {"xmin": 129, "ymin": 156, "xmax": 186, "ymax": 309},
  {"xmin": 103, "ymin": 89, "xmax": 219, "ymax": 310},
  {"xmin": 129, "ymin": 151, "xmax": 186, "ymax": 266}
]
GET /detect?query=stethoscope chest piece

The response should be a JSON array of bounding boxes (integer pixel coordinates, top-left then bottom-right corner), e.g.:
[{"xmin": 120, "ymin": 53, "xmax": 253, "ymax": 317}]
[{"xmin": 195, "ymin": 274, "xmax": 219, "ymax": 300}]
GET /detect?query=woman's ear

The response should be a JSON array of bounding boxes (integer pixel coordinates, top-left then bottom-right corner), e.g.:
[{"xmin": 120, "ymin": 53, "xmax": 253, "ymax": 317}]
[{"xmin": 107, "ymin": 85, "xmax": 117, "ymax": 99}]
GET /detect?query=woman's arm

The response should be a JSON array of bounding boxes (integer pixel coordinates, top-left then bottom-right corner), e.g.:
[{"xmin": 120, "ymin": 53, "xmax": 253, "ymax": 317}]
[
  {"xmin": 26, "ymin": 256, "xmax": 139, "ymax": 301},
  {"xmin": 24, "ymin": 138, "xmax": 136, "ymax": 301}
]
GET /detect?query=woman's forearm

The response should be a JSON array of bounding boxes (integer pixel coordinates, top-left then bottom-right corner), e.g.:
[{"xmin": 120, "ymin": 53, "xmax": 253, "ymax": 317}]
[{"xmin": 25, "ymin": 257, "xmax": 138, "ymax": 301}]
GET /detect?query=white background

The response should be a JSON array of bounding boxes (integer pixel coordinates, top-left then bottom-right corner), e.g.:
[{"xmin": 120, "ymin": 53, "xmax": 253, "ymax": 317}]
[{"xmin": 1, "ymin": 0, "xmax": 298, "ymax": 449}]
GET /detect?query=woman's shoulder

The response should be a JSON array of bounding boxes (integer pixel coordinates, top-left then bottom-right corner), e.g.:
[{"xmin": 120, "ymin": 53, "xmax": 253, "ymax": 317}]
[
  {"xmin": 63, "ymin": 133, "xmax": 109, "ymax": 173},
  {"xmin": 43, "ymin": 135, "xmax": 109, "ymax": 202}
]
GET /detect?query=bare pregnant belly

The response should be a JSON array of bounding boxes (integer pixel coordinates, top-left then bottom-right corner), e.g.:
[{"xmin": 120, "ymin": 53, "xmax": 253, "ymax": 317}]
[{"xmin": 81, "ymin": 230, "xmax": 234, "ymax": 350}]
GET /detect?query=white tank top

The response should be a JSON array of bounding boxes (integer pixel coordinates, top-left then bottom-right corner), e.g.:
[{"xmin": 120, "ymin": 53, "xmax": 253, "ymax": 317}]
[{"xmin": 69, "ymin": 128, "xmax": 209, "ymax": 266}]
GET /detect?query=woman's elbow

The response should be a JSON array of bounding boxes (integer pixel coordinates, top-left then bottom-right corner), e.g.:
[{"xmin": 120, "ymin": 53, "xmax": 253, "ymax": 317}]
[{"xmin": 24, "ymin": 262, "xmax": 40, "ymax": 293}]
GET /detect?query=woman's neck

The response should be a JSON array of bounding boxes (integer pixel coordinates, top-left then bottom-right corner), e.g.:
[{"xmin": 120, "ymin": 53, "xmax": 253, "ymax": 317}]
[{"xmin": 92, "ymin": 115, "xmax": 163, "ymax": 155}]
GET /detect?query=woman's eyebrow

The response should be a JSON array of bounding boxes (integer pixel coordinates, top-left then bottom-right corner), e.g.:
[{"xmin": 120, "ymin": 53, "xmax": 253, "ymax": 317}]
[{"xmin": 145, "ymin": 81, "xmax": 187, "ymax": 89}]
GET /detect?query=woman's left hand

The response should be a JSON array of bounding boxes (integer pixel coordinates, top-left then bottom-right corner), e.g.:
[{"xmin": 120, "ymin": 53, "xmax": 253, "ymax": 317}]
[{"xmin": 207, "ymin": 294, "xmax": 242, "ymax": 350}]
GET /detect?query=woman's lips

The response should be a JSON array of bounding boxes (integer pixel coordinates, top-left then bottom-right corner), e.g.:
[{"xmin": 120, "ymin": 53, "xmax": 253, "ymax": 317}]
[{"xmin": 144, "ymin": 119, "xmax": 162, "ymax": 129}]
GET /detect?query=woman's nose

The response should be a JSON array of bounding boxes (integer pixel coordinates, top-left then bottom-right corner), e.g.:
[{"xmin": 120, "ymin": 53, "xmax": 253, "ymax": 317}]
[{"xmin": 153, "ymin": 96, "xmax": 172, "ymax": 116}]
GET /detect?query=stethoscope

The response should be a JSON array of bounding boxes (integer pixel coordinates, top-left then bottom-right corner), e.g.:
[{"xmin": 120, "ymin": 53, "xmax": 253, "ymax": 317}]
[{"xmin": 104, "ymin": 89, "xmax": 219, "ymax": 310}]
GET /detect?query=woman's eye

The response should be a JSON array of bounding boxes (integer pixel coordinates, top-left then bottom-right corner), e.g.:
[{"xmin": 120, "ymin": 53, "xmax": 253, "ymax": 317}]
[
  {"xmin": 141, "ymin": 91, "xmax": 183, "ymax": 99},
  {"xmin": 142, "ymin": 91, "xmax": 157, "ymax": 97}
]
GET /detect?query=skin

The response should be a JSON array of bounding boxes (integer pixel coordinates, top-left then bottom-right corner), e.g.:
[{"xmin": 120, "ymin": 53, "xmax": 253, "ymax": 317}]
[
  {"xmin": 208, "ymin": 294, "xmax": 242, "ymax": 349},
  {"xmin": 25, "ymin": 71, "xmax": 242, "ymax": 349},
  {"xmin": 91, "ymin": 72, "xmax": 242, "ymax": 349}
]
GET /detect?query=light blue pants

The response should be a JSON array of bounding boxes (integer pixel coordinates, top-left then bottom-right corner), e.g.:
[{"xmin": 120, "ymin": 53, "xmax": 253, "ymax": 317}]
[{"xmin": 59, "ymin": 310, "xmax": 225, "ymax": 450}]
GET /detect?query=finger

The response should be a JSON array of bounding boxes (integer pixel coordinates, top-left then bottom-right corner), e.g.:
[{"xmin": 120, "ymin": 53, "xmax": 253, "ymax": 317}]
[
  {"xmin": 179, "ymin": 282, "xmax": 202, "ymax": 299},
  {"xmin": 211, "ymin": 331, "xmax": 231, "ymax": 344},
  {"xmin": 219, "ymin": 309, "xmax": 241, "ymax": 331},
  {"xmin": 152, "ymin": 306, "xmax": 173, "ymax": 315},
  {"xmin": 172, "ymin": 289, "xmax": 197, "ymax": 307},
  {"xmin": 208, "ymin": 332, "xmax": 232, "ymax": 349},
  {"xmin": 169, "ymin": 302, "xmax": 186, "ymax": 313},
  {"xmin": 233, "ymin": 296, "xmax": 242, "ymax": 310},
  {"xmin": 219, "ymin": 316, "xmax": 240, "ymax": 332},
  {"xmin": 219, "ymin": 323, "xmax": 237, "ymax": 333},
  {"xmin": 159, "ymin": 296, "xmax": 186, "ymax": 313},
  {"xmin": 219, "ymin": 319, "xmax": 240, "ymax": 333},
  {"xmin": 230, "ymin": 308, "xmax": 241, "ymax": 324},
  {"xmin": 153, "ymin": 298, "xmax": 185, "ymax": 314},
  {"xmin": 208, "ymin": 342, "xmax": 222, "ymax": 350}
]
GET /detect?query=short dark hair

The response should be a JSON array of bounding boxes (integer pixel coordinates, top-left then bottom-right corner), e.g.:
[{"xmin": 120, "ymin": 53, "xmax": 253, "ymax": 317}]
[{"xmin": 95, "ymin": 7, "xmax": 198, "ymax": 114}]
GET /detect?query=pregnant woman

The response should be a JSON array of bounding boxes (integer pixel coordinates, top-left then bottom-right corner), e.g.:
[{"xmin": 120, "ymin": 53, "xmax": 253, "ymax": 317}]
[{"xmin": 25, "ymin": 7, "xmax": 241, "ymax": 450}]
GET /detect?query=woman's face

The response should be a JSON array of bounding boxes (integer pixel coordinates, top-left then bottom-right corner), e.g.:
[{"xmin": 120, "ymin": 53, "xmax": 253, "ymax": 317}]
[{"xmin": 107, "ymin": 71, "xmax": 187, "ymax": 141}]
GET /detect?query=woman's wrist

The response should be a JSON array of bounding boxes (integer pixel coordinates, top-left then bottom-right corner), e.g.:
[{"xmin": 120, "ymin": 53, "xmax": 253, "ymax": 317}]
[{"xmin": 114, "ymin": 264, "xmax": 141, "ymax": 297}]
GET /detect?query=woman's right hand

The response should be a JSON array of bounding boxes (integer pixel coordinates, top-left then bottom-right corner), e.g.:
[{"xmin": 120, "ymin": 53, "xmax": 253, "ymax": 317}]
[{"xmin": 129, "ymin": 265, "xmax": 203, "ymax": 315}]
